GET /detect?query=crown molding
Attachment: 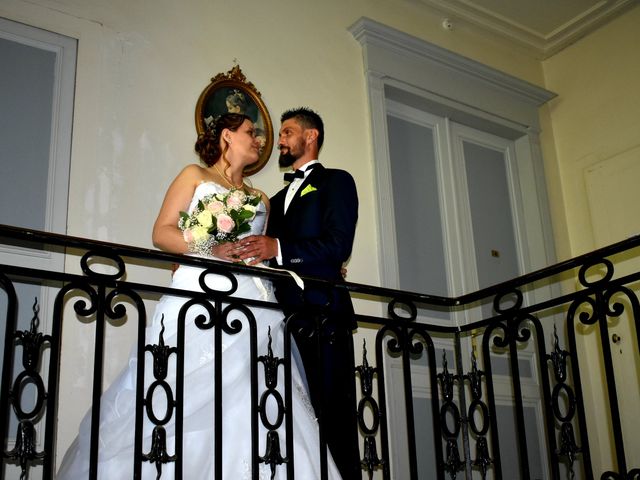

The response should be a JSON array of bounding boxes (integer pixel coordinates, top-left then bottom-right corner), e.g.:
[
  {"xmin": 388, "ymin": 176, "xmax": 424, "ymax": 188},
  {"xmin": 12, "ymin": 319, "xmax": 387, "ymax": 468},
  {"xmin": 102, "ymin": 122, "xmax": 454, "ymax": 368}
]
[{"xmin": 411, "ymin": 0, "xmax": 638, "ymax": 59}]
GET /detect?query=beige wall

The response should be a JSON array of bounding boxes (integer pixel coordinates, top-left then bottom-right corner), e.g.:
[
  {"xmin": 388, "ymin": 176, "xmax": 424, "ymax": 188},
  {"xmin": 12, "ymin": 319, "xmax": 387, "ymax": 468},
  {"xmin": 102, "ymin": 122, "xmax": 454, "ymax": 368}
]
[
  {"xmin": 542, "ymin": 4, "xmax": 640, "ymax": 257},
  {"xmin": 541, "ymin": 4, "xmax": 640, "ymax": 473},
  {"xmin": 2, "ymin": 0, "xmax": 638, "ymax": 474}
]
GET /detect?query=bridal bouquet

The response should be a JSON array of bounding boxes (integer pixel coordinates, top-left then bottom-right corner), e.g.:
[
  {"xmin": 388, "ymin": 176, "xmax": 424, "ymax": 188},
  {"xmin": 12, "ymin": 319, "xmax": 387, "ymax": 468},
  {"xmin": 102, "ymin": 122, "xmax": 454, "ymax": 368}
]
[{"xmin": 178, "ymin": 188, "xmax": 261, "ymax": 256}]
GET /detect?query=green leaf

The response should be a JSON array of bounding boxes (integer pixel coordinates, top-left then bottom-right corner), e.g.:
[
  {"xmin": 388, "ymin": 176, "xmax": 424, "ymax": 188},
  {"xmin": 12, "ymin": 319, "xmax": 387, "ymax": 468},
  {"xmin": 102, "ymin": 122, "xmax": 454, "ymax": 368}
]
[{"xmin": 237, "ymin": 210, "xmax": 253, "ymax": 221}]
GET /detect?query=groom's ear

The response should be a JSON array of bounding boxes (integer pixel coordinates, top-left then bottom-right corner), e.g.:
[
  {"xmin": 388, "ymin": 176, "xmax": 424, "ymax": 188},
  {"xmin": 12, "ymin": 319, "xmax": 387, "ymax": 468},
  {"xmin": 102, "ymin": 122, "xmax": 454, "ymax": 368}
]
[{"xmin": 304, "ymin": 128, "xmax": 318, "ymax": 146}]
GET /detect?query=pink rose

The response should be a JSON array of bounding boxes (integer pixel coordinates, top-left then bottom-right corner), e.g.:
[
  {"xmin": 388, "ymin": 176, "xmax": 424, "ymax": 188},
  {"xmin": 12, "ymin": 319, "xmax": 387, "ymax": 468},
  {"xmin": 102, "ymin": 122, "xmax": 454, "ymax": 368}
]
[
  {"xmin": 206, "ymin": 200, "xmax": 225, "ymax": 215},
  {"xmin": 226, "ymin": 190, "xmax": 246, "ymax": 209},
  {"xmin": 216, "ymin": 213, "xmax": 235, "ymax": 233},
  {"xmin": 183, "ymin": 229, "xmax": 193, "ymax": 243}
]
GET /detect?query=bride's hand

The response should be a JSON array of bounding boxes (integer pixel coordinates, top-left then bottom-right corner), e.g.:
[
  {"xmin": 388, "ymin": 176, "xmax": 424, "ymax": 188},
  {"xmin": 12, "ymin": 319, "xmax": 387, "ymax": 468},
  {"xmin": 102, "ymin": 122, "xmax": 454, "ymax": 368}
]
[{"xmin": 211, "ymin": 242, "xmax": 244, "ymax": 262}]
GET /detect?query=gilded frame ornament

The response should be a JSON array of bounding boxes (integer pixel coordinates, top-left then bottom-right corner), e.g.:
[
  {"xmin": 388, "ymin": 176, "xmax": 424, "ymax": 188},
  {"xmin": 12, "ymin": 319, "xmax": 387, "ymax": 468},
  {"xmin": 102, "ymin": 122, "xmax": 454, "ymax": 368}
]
[{"xmin": 195, "ymin": 65, "xmax": 273, "ymax": 176}]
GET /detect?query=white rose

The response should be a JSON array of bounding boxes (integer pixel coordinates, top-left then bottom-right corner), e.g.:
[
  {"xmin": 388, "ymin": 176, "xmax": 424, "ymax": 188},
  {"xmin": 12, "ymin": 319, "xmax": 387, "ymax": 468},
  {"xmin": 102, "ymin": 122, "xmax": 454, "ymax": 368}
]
[
  {"xmin": 230, "ymin": 189, "xmax": 247, "ymax": 202},
  {"xmin": 196, "ymin": 210, "xmax": 213, "ymax": 229},
  {"xmin": 191, "ymin": 225, "xmax": 209, "ymax": 242}
]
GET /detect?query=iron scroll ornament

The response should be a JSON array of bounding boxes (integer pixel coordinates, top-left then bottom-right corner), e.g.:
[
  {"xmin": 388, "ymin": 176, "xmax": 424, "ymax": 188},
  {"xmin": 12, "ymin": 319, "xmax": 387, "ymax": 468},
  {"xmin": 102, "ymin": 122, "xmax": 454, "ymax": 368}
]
[{"xmin": 194, "ymin": 65, "xmax": 274, "ymax": 176}]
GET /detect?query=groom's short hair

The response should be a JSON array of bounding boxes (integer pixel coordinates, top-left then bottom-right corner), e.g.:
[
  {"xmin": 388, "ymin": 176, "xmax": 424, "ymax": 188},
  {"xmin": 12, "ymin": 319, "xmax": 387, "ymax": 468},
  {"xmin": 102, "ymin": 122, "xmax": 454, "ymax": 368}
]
[{"xmin": 281, "ymin": 107, "xmax": 324, "ymax": 150}]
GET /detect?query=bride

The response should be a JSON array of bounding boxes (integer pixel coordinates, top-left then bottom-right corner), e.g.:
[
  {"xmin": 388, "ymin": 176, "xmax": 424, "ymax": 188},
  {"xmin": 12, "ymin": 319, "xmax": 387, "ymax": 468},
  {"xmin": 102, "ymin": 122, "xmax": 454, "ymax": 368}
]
[{"xmin": 57, "ymin": 113, "xmax": 342, "ymax": 479}]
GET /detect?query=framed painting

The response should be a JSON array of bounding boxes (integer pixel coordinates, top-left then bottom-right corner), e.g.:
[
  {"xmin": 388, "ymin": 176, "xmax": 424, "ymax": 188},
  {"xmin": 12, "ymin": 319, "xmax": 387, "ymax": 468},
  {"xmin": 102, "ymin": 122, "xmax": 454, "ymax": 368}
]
[{"xmin": 195, "ymin": 65, "xmax": 273, "ymax": 176}]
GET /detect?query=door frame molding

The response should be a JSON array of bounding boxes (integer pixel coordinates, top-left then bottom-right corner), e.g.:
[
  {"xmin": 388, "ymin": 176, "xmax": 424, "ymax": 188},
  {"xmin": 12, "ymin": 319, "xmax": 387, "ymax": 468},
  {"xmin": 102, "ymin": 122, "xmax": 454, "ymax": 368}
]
[
  {"xmin": 349, "ymin": 16, "xmax": 557, "ymax": 294},
  {"xmin": 0, "ymin": 18, "xmax": 76, "ymax": 457}
]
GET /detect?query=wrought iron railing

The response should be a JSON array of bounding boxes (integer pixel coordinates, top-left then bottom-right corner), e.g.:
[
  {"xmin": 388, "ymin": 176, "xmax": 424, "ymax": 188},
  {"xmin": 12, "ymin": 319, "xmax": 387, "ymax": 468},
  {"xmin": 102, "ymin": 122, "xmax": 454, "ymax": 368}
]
[{"xmin": 0, "ymin": 224, "xmax": 638, "ymax": 479}]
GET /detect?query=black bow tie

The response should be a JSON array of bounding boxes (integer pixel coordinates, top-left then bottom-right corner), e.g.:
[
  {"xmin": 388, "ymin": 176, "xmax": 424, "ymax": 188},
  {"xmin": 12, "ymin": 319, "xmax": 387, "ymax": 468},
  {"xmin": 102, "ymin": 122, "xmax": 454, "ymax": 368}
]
[{"xmin": 283, "ymin": 163, "xmax": 318, "ymax": 182}]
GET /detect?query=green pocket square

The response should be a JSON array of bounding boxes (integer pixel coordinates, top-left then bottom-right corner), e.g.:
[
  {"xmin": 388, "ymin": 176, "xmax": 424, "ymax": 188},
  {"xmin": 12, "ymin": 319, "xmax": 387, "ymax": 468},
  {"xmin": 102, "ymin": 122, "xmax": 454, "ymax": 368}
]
[{"xmin": 300, "ymin": 184, "xmax": 317, "ymax": 197}]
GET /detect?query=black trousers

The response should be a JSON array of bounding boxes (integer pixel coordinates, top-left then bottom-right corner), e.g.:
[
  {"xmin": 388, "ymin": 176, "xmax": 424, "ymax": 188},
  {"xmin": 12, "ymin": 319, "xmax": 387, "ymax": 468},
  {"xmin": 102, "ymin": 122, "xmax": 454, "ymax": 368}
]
[{"xmin": 288, "ymin": 309, "xmax": 361, "ymax": 479}]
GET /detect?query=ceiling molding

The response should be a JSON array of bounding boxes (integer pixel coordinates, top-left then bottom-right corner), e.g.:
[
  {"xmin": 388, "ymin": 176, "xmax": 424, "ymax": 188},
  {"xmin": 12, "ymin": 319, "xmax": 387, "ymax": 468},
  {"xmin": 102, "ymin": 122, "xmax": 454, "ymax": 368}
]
[{"xmin": 412, "ymin": 0, "xmax": 638, "ymax": 58}]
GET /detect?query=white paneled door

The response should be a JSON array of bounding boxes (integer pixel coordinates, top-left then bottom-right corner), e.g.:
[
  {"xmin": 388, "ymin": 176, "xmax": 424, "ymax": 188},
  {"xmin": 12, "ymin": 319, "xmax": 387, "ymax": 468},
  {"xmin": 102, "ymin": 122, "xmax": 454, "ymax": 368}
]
[{"xmin": 384, "ymin": 100, "xmax": 549, "ymax": 479}]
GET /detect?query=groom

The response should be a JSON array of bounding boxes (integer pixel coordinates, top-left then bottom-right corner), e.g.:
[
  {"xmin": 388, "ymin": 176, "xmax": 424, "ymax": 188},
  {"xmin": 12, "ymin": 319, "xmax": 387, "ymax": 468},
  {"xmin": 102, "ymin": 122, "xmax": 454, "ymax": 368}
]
[{"xmin": 238, "ymin": 107, "xmax": 360, "ymax": 478}]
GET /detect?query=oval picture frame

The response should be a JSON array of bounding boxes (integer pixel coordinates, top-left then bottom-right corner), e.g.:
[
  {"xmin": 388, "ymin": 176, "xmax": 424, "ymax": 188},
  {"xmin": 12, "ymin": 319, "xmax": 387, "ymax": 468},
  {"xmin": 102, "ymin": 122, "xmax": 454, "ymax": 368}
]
[{"xmin": 195, "ymin": 65, "xmax": 273, "ymax": 176}]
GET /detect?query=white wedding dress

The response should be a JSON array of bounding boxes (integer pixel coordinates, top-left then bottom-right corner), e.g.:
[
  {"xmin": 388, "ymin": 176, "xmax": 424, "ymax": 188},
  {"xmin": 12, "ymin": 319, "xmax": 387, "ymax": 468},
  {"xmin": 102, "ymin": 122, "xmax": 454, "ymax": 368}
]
[{"xmin": 58, "ymin": 182, "xmax": 342, "ymax": 479}]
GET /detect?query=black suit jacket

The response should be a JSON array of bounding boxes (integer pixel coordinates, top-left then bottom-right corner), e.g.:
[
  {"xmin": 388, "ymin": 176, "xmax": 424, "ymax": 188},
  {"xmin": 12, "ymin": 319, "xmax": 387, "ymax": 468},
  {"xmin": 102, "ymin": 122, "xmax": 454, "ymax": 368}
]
[{"xmin": 267, "ymin": 163, "xmax": 358, "ymax": 328}]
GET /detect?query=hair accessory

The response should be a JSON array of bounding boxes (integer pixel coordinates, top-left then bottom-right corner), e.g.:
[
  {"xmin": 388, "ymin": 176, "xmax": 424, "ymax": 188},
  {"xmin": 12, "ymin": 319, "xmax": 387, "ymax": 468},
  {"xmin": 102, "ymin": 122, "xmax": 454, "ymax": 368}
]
[{"xmin": 204, "ymin": 115, "xmax": 222, "ymax": 138}]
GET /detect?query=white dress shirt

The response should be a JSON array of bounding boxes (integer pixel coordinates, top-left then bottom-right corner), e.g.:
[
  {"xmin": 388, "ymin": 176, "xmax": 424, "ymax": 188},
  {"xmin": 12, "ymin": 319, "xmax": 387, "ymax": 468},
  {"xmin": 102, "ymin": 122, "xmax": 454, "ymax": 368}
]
[{"xmin": 276, "ymin": 160, "xmax": 319, "ymax": 263}]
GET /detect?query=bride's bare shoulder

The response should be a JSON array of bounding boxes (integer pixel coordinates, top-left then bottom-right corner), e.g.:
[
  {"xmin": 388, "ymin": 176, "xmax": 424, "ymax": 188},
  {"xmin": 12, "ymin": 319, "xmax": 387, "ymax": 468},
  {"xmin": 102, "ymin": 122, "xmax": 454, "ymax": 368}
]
[
  {"xmin": 174, "ymin": 164, "xmax": 211, "ymax": 184},
  {"xmin": 180, "ymin": 163, "xmax": 207, "ymax": 177}
]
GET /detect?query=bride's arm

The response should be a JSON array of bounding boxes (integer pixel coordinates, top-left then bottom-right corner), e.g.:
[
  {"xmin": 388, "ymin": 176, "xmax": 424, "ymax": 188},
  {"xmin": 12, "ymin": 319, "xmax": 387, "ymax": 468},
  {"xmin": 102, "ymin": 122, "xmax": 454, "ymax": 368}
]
[{"xmin": 152, "ymin": 165, "xmax": 201, "ymax": 254}]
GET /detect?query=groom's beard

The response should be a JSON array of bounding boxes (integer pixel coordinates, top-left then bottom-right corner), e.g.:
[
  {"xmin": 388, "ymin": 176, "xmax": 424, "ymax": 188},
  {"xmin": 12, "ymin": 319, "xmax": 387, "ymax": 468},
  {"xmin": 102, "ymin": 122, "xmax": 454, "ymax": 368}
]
[
  {"xmin": 278, "ymin": 137, "xmax": 305, "ymax": 168},
  {"xmin": 278, "ymin": 150, "xmax": 296, "ymax": 168}
]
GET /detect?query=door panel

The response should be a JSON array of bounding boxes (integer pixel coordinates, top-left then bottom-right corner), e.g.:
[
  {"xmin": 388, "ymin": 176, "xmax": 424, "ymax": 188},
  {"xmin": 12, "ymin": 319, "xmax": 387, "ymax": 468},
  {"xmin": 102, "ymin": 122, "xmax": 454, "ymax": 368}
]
[
  {"xmin": 0, "ymin": 39, "xmax": 54, "ymax": 231},
  {"xmin": 450, "ymin": 124, "xmax": 523, "ymax": 320},
  {"xmin": 386, "ymin": 102, "xmax": 453, "ymax": 325},
  {"xmin": 461, "ymin": 140, "xmax": 519, "ymax": 288},
  {"xmin": 387, "ymin": 113, "xmax": 448, "ymax": 296}
]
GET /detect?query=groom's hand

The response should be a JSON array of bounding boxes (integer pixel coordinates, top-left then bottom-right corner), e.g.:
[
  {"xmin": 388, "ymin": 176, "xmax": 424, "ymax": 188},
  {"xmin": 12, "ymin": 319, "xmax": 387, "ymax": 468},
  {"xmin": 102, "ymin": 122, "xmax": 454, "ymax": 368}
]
[
  {"xmin": 237, "ymin": 235, "xmax": 278, "ymax": 265},
  {"xmin": 211, "ymin": 242, "xmax": 246, "ymax": 262}
]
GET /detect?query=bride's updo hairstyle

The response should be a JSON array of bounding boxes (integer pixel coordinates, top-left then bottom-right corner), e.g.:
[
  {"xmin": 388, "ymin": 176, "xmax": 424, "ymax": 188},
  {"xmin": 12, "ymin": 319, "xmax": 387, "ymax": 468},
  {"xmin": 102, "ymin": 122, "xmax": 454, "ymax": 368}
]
[{"xmin": 195, "ymin": 113, "xmax": 252, "ymax": 167}]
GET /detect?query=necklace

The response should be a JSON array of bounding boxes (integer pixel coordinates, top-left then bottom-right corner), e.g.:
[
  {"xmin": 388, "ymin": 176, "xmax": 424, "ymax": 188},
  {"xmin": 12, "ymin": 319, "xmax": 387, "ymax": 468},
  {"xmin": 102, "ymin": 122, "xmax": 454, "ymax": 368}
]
[{"xmin": 214, "ymin": 163, "xmax": 243, "ymax": 190}]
